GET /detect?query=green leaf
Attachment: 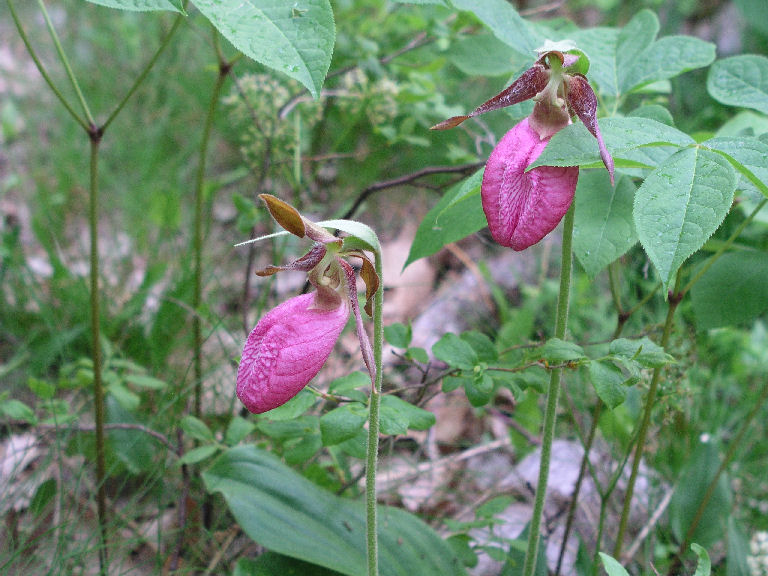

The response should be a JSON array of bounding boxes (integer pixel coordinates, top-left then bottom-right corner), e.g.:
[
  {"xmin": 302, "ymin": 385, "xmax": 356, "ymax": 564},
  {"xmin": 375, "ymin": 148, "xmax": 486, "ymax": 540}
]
[
  {"xmin": 702, "ymin": 136, "xmax": 768, "ymax": 198},
  {"xmin": 538, "ymin": 338, "xmax": 586, "ymax": 363},
  {"xmin": 28, "ymin": 377, "xmax": 56, "ymax": 400},
  {"xmin": 442, "ymin": 375, "xmax": 469, "ymax": 393},
  {"xmin": 379, "ymin": 401, "xmax": 410, "ymax": 436},
  {"xmin": 448, "ymin": 0, "xmax": 541, "ymax": 58},
  {"xmin": 569, "ymin": 27, "xmax": 619, "ymax": 97},
  {"xmin": 391, "ymin": 0, "xmax": 448, "ymax": 4},
  {"xmin": 609, "ymin": 337, "xmax": 674, "ymax": 368},
  {"xmin": 0, "ymin": 399, "xmax": 37, "ymax": 424},
  {"xmin": 708, "ymin": 55, "xmax": 768, "ymax": 115},
  {"xmin": 202, "ymin": 446, "xmax": 467, "ymax": 576},
  {"xmin": 193, "ymin": 0, "xmax": 335, "ymax": 99},
  {"xmin": 405, "ymin": 171, "xmax": 485, "ymax": 268},
  {"xmin": 225, "ymin": 417, "xmax": 256, "ymax": 446},
  {"xmin": 574, "ymin": 172, "xmax": 637, "ymax": 278},
  {"xmin": 598, "ymin": 553, "xmax": 631, "ymax": 576},
  {"xmin": 265, "ymin": 389, "xmax": 317, "ymax": 420},
  {"xmin": 406, "ymin": 347, "xmax": 430, "ymax": 364},
  {"xmin": 433, "ymin": 333, "xmax": 479, "ymax": 370},
  {"xmin": 380, "ymin": 395, "xmax": 435, "ymax": 431},
  {"xmin": 105, "ymin": 395, "xmax": 156, "ymax": 474},
  {"xmin": 726, "ymin": 518, "xmax": 750, "ymax": 576},
  {"xmin": 258, "ymin": 415, "xmax": 319, "ymax": 440},
  {"xmin": 319, "ymin": 219, "xmax": 381, "ymax": 254},
  {"xmin": 178, "ymin": 444, "xmax": 220, "ymax": 465},
  {"xmin": 460, "ymin": 331, "xmax": 497, "ymax": 363},
  {"xmin": 29, "ymin": 478, "xmax": 57, "ymax": 517},
  {"xmin": 691, "ymin": 251, "xmax": 768, "ymax": 329},
  {"xmin": 235, "ymin": 552, "xmax": 344, "ymax": 576},
  {"xmin": 692, "ymin": 544, "xmax": 712, "ymax": 576},
  {"xmin": 465, "ymin": 372, "xmax": 494, "ymax": 407},
  {"xmin": 320, "ymin": 404, "xmax": 368, "ymax": 446},
  {"xmin": 588, "ymin": 361, "xmax": 627, "ymax": 410},
  {"xmin": 529, "ymin": 117, "xmax": 693, "ymax": 171},
  {"xmin": 669, "ymin": 441, "xmax": 732, "ymax": 548},
  {"xmin": 384, "ymin": 323, "xmax": 412, "ymax": 348},
  {"xmin": 448, "ymin": 34, "xmax": 519, "ymax": 77},
  {"xmin": 124, "ymin": 373, "xmax": 168, "ymax": 390},
  {"xmin": 181, "ymin": 415, "xmax": 215, "ymax": 443},
  {"xmin": 634, "ymin": 147, "xmax": 737, "ymax": 289},
  {"xmin": 446, "ymin": 535, "xmax": 478, "ymax": 568},
  {"xmin": 620, "ymin": 36, "xmax": 715, "ymax": 94},
  {"xmin": 83, "ymin": 0, "xmax": 183, "ymax": 12}
]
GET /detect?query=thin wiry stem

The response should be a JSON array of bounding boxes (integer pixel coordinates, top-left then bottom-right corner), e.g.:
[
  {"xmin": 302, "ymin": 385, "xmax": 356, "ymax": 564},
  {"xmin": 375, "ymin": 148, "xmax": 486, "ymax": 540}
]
[
  {"xmin": 522, "ymin": 204, "xmax": 575, "ymax": 576},
  {"xmin": 6, "ymin": 0, "xmax": 87, "ymax": 130},
  {"xmin": 365, "ymin": 251, "xmax": 384, "ymax": 576}
]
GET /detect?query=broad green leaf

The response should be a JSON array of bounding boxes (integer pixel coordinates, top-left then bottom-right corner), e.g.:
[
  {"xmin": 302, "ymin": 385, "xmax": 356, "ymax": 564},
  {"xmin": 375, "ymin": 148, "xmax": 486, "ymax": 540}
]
[
  {"xmin": 284, "ymin": 434, "xmax": 322, "ymax": 465},
  {"xmin": 193, "ymin": 0, "xmax": 335, "ymax": 99},
  {"xmin": 319, "ymin": 404, "xmax": 367, "ymax": 446},
  {"xmin": 443, "ymin": 375, "xmax": 469, "ymax": 393},
  {"xmin": 609, "ymin": 337, "xmax": 674, "ymax": 368},
  {"xmin": 702, "ymin": 136, "xmax": 768, "ymax": 198},
  {"xmin": 380, "ymin": 395, "xmax": 435, "ymax": 431},
  {"xmin": 0, "ymin": 398, "xmax": 37, "ymax": 424},
  {"xmin": 328, "ymin": 372, "xmax": 369, "ymax": 403},
  {"xmin": 589, "ymin": 360, "xmax": 627, "ymax": 410},
  {"xmin": 448, "ymin": 33, "xmax": 519, "ymax": 77},
  {"xmin": 446, "ymin": 535, "xmax": 478, "ymax": 568},
  {"xmin": 405, "ymin": 170, "xmax": 485, "ymax": 268},
  {"xmin": 460, "ymin": 331, "xmax": 497, "ymax": 363},
  {"xmin": 384, "ymin": 323, "xmax": 412, "ymax": 348},
  {"xmin": 83, "ymin": 0, "xmax": 183, "ymax": 12},
  {"xmin": 181, "ymin": 414, "xmax": 214, "ymax": 443},
  {"xmin": 692, "ymin": 544, "xmax": 712, "ymax": 576},
  {"xmin": 124, "ymin": 373, "xmax": 168, "ymax": 390},
  {"xmin": 691, "ymin": 251, "xmax": 768, "ymax": 329},
  {"xmin": 235, "ymin": 552, "xmax": 344, "ymax": 576},
  {"xmin": 727, "ymin": 518, "xmax": 750, "ymax": 576},
  {"xmin": 264, "ymin": 389, "xmax": 317, "ymax": 420},
  {"xmin": 708, "ymin": 55, "xmax": 768, "ymax": 115},
  {"xmin": 391, "ymin": 0, "xmax": 448, "ymax": 4},
  {"xmin": 178, "ymin": 444, "xmax": 220, "ymax": 465},
  {"xmin": 257, "ymin": 415, "xmax": 319, "ymax": 440},
  {"xmin": 615, "ymin": 10, "xmax": 659, "ymax": 90},
  {"xmin": 529, "ymin": 117, "xmax": 693, "ymax": 171},
  {"xmin": 620, "ymin": 36, "xmax": 715, "ymax": 94},
  {"xmin": 598, "ymin": 553, "xmax": 631, "ymax": 576},
  {"xmin": 465, "ymin": 372, "xmax": 494, "ymax": 407},
  {"xmin": 203, "ymin": 445, "xmax": 467, "ymax": 576},
  {"xmin": 574, "ymin": 172, "xmax": 637, "ymax": 278},
  {"xmin": 225, "ymin": 417, "xmax": 256, "ymax": 446},
  {"xmin": 537, "ymin": 338, "xmax": 586, "ymax": 364},
  {"xmin": 28, "ymin": 377, "xmax": 56, "ymax": 400},
  {"xmin": 433, "ymin": 333, "xmax": 479, "ymax": 370},
  {"xmin": 379, "ymin": 401, "xmax": 409, "ymax": 435},
  {"xmin": 319, "ymin": 219, "xmax": 380, "ymax": 254},
  {"xmin": 716, "ymin": 111, "xmax": 768, "ymax": 138},
  {"xmin": 29, "ymin": 478, "xmax": 57, "ymax": 517},
  {"xmin": 568, "ymin": 27, "xmax": 619, "ymax": 97},
  {"xmin": 669, "ymin": 441, "xmax": 732, "ymax": 548},
  {"xmin": 448, "ymin": 0, "xmax": 541, "ymax": 58},
  {"xmin": 406, "ymin": 347, "xmax": 430, "ymax": 364},
  {"xmin": 628, "ymin": 104, "xmax": 675, "ymax": 126},
  {"xmin": 634, "ymin": 147, "xmax": 737, "ymax": 289}
]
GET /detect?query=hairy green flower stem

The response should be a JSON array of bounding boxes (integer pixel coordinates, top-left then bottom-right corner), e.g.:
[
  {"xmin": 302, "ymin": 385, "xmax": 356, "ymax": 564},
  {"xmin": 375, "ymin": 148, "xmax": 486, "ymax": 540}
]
[
  {"xmin": 366, "ymin": 254, "xmax": 385, "ymax": 576},
  {"xmin": 8, "ymin": 4, "xmax": 185, "ymax": 572},
  {"xmin": 522, "ymin": 204, "xmax": 575, "ymax": 576}
]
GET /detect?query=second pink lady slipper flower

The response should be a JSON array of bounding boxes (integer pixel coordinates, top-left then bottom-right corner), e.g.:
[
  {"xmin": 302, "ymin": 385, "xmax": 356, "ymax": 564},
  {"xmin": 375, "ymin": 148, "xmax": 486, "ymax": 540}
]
[
  {"xmin": 432, "ymin": 44, "xmax": 615, "ymax": 251},
  {"xmin": 236, "ymin": 195, "xmax": 377, "ymax": 414}
]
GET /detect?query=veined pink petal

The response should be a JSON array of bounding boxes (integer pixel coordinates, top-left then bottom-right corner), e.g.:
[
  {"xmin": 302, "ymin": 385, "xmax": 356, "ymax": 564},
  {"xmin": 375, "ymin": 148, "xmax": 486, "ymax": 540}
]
[
  {"xmin": 481, "ymin": 118, "xmax": 579, "ymax": 251},
  {"xmin": 237, "ymin": 292, "xmax": 348, "ymax": 414}
]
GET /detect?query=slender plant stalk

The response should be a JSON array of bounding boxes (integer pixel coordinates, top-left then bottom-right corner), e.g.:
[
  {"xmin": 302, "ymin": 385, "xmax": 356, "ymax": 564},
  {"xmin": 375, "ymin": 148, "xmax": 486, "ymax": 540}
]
[
  {"xmin": 37, "ymin": 0, "xmax": 95, "ymax": 125},
  {"xmin": 366, "ymin": 252, "xmax": 385, "ymax": 576},
  {"xmin": 88, "ymin": 132, "xmax": 108, "ymax": 575},
  {"xmin": 522, "ymin": 205, "xmax": 575, "ymax": 576},
  {"xmin": 7, "ymin": 0, "xmax": 87, "ymax": 129},
  {"xmin": 614, "ymin": 273, "xmax": 681, "ymax": 558}
]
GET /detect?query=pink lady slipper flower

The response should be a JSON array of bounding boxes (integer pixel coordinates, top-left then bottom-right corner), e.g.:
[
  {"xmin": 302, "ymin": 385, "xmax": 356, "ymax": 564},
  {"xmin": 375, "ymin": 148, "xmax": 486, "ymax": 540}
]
[
  {"xmin": 432, "ymin": 46, "xmax": 614, "ymax": 251},
  {"xmin": 236, "ymin": 195, "xmax": 377, "ymax": 414}
]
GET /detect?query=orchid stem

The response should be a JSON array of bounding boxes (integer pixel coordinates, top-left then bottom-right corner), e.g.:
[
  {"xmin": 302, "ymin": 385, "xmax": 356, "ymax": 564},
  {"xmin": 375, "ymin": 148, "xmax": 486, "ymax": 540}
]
[
  {"xmin": 522, "ymin": 204, "xmax": 575, "ymax": 576},
  {"xmin": 365, "ymin": 251, "xmax": 384, "ymax": 576}
]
